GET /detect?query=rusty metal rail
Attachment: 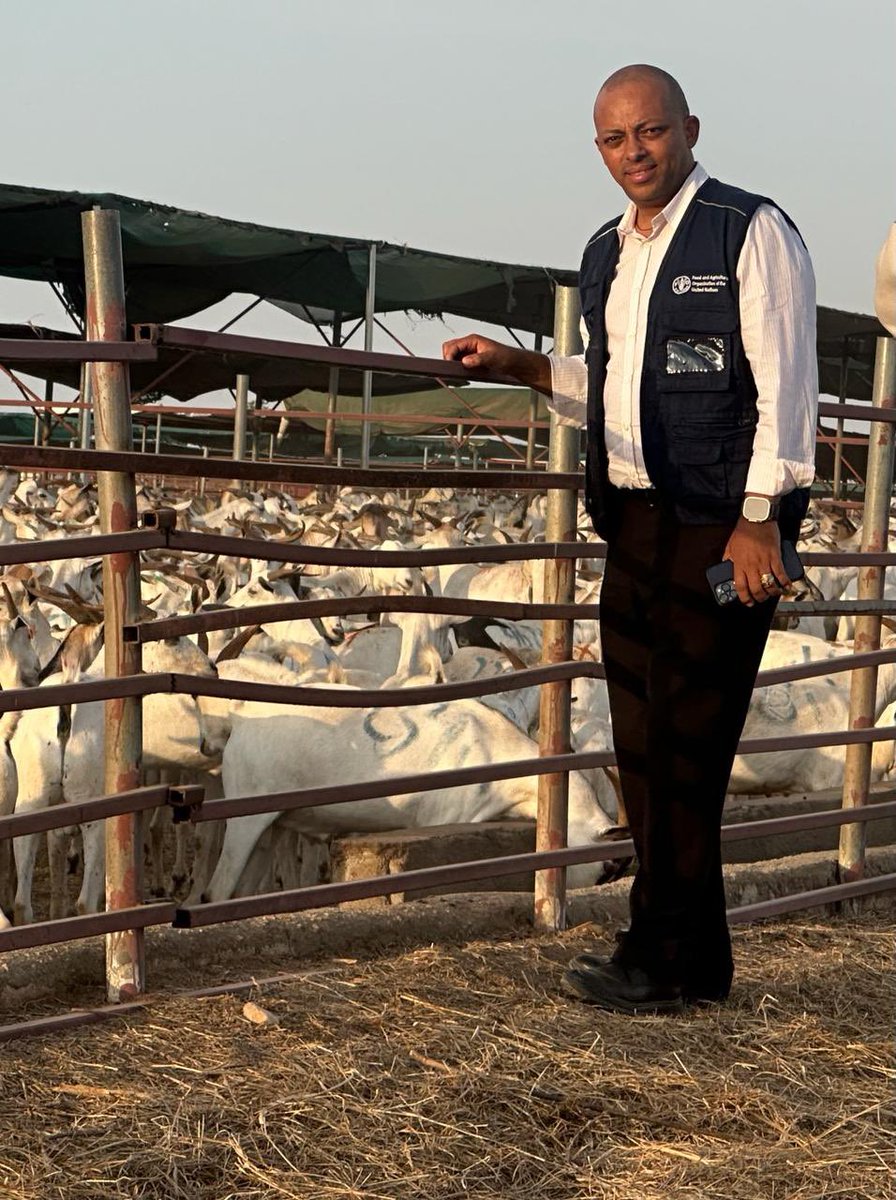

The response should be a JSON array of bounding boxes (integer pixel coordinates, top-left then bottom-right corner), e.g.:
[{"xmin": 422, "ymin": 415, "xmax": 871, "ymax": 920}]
[
  {"xmin": 0, "ymin": 529, "xmax": 166, "ymax": 566},
  {"xmin": 0, "ymin": 340, "xmax": 157, "ymax": 363},
  {"xmin": 125, "ymin": 593, "xmax": 599, "ymax": 643},
  {"xmin": 817, "ymin": 399, "xmax": 896, "ymax": 425},
  {"xmin": 133, "ymin": 322, "xmax": 521, "ymax": 386},
  {"xmin": 175, "ymin": 664, "xmax": 604, "ymax": 710},
  {"xmin": 3, "ymin": 800, "xmax": 894, "ymax": 955},
  {"xmin": 6, "ymin": 647, "xmax": 896, "ymax": 720},
  {"xmin": 186, "ymin": 750, "xmax": 617, "ymax": 825},
  {"xmin": 779, "ymin": 600, "xmax": 896, "ymax": 616},
  {"xmin": 0, "ymin": 784, "xmax": 203, "ymax": 842},
  {"xmin": 1, "ymin": 785, "xmax": 166, "ymax": 841},
  {"xmin": 0, "ymin": 903, "xmax": 177, "ymax": 953},
  {"xmin": 2, "ymin": 522, "xmax": 896, "ymax": 581},
  {"xmin": 160, "ymin": 527, "xmax": 592, "ymax": 566},
  {"xmin": 163, "ymin": 730, "xmax": 896, "ymax": 829},
  {"xmin": 0, "ymin": 673, "xmax": 167, "ymax": 715},
  {"xmin": 756, "ymin": 646, "xmax": 896, "ymax": 686},
  {"xmin": 728, "ymin": 872, "xmax": 896, "ymax": 923},
  {"xmin": 0, "ymin": 662, "xmax": 605, "ymax": 719},
  {"xmin": 0, "ymin": 442, "xmax": 575, "ymax": 492},
  {"xmin": 173, "ymin": 800, "xmax": 896, "ymax": 930},
  {"xmin": 800, "ymin": 551, "xmax": 896, "ymax": 566}
]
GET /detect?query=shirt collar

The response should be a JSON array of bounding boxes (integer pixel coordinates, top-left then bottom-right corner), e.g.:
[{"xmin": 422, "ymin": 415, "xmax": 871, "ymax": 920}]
[{"xmin": 617, "ymin": 162, "xmax": 709, "ymax": 241}]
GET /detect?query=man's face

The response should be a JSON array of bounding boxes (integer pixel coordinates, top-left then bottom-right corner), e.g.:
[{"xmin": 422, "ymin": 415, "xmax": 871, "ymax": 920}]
[{"xmin": 593, "ymin": 77, "xmax": 699, "ymax": 210}]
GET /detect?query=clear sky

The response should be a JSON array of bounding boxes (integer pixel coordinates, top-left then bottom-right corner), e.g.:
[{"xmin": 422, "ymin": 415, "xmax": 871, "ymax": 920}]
[{"xmin": 0, "ymin": 0, "xmax": 893, "ymax": 368}]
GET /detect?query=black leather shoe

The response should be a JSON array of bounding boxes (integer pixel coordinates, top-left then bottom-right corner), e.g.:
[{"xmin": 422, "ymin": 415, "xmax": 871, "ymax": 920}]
[
  {"xmin": 562, "ymin": 961, "xmax": 685, "ymax": 1015},
  {"xmin": 570, "ymin": 950, "xmax": 734, "ymax": 1008},
  {"xmin": 569, "ymin": 952, "xmax": 730, "ymax": 1006}
]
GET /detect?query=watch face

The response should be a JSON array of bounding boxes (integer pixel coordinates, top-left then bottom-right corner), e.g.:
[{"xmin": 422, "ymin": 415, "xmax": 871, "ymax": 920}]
[{"xmin": 743, "ymin": 496, "xmax": 771, "ymax": 522}]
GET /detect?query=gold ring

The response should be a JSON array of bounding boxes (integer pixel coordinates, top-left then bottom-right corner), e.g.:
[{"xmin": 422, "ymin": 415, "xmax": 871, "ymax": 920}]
[{"xmin": 760, "ymin": 572, "xmax": 776, "ymax": 589}]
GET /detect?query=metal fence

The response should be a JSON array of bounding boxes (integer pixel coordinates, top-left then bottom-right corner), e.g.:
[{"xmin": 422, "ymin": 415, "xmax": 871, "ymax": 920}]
[{"xmin": 0, "ymin": 210, "xmax": 894, "ymax": 1015}]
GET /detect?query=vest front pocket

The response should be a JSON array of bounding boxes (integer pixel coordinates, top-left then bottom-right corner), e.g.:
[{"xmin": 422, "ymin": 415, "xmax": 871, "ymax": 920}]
[{"xmin": 667, "ymin": 427, "xmax": 755, "ymax": 502}]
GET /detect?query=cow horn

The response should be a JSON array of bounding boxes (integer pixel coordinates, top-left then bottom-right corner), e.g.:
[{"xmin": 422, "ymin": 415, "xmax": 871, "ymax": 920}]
[{"xmin": 1, "ymin": 581, "xmax": 18, "ymax": 622}]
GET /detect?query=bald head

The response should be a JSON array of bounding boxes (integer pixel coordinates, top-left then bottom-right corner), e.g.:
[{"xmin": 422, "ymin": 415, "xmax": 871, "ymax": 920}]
[
  {"xmin": 592, "ymin": 64, "xmax": 699, "ymax": 219},
  {"xmin": 596, "ymin": 64, "xmax": 690, "ymax": 120}
]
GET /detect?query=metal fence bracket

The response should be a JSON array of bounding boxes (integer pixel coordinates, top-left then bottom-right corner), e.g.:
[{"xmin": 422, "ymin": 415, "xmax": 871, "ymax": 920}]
[
  {"xmin": 141, "ymin": 507, "xmax": 177, "ymax": 531},
  {"xmin": 168, "ymin": 784, "xmax": 206, "ymax": 824}
]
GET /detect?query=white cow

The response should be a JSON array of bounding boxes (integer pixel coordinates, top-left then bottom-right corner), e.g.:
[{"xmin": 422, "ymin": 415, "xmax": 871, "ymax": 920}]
[{"xmin": 200, "ymin": 697, "xmax": 620, "ymax": 903}]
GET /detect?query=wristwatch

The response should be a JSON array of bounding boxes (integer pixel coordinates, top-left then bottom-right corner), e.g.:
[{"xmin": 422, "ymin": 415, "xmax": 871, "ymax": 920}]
[{"xmin": 741, "ymin": 495, "xmax": 780, "ymax": 523}]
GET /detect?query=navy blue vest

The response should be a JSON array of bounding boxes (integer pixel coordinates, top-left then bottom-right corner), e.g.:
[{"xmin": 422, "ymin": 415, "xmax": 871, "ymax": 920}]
[{"xmin": 579, "ymin": 177, "xmax": 810, "ymax": 539}]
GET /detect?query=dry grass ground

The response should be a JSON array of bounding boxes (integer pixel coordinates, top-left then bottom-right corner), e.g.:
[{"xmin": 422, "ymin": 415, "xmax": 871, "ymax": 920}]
[{"xmin": 0, "ymin": 914, "xmax": 891, "ymax": 1200}]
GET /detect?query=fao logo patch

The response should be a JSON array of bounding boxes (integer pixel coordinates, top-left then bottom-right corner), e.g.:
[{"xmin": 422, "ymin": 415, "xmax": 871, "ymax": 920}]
[{"xmin": 672, "ymin": 275, "xmax": 692, "ymax": 295}]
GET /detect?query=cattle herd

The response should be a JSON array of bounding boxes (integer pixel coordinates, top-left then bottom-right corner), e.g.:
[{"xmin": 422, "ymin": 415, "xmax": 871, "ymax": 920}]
[{"xmin": 0, "ymin": 466, "xmax": 890, "ymax": 932}]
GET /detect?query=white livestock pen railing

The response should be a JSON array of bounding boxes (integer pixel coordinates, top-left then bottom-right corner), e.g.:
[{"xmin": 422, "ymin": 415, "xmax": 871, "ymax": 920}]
[{"xmin": 0, "ymin": 208, "xmax": 892, "ymax": 1024}]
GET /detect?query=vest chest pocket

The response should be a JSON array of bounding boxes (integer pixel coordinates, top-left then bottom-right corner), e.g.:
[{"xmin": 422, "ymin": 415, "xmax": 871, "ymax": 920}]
[{"xmin": 655, "ymin": 308, "xmax": 736, "ymax": 394}]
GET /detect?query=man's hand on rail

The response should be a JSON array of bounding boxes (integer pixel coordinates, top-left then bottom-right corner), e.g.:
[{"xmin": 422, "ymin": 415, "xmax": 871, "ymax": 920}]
[{"xmin": 442, "ymin": 334, "xmax": 553, "ymax": 395}]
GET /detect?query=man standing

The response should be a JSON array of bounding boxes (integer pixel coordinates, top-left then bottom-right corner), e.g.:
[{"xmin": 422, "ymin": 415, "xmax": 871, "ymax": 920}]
[{"xmin": 442, "ymin": 64, "xmax": 817, "ymax": 1014}]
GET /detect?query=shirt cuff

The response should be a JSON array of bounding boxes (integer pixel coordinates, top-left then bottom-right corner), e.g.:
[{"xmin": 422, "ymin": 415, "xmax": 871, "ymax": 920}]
[
  {"xmin": 745, "ymin": 452, "xmax": 816, "ymax": 497},
  {"xmin": 547, "ymin": 354, "xmax": 588, "ymax": 428}
]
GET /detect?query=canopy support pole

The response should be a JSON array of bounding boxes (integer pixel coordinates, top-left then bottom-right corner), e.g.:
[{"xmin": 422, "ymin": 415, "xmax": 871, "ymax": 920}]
[
  {"xmin": 360, "ymin": 245, "xmax": 377, "ymax": 469},
  {"xmin": 526, "ymin": 333, "xmax": 543, "ymax": 468},
  {"xmin": 323, "ymin": 313, "xmax": 343, "ymax": 464},
  {"xmin": 832, "ymin": 338, "xmax": 850, "ymax": 500},
  {"xmin": 233, "ymin": 374, "xmax": 249, "ymax": 461}
]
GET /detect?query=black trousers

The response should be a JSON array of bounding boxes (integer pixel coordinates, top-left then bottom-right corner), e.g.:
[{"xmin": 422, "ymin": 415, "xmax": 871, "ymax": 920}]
[{"xmin": 599, "ymin": 489, "xmax": 778, "ymax": 993}]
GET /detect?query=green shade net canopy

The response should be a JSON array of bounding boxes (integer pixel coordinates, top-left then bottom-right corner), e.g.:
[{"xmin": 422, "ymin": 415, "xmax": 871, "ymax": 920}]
[
  {"xmin": 0, "ymin": 182, "xmax": 568, "ymax": 335},
  {"xmin": 0, "ymin": 181, "xmax": 886, "ymax": 402}
]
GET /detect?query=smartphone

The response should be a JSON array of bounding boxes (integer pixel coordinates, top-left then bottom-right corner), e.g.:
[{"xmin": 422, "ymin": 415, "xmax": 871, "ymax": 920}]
[{"xmin": 706, "ymin": 540, "xmax": 804, "ymax": 606}]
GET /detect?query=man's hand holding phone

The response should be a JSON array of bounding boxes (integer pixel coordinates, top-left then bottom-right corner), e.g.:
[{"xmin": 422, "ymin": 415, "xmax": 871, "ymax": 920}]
[
  {"xmin": 708, "ymin": 536, "xmax": 804, "ymax": 607},
  {"xmin": 720, "ymin": 515, "xmax": 790, "ymax": 606}
]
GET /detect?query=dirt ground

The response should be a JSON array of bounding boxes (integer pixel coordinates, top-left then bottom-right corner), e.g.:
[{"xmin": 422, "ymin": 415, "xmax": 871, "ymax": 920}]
[{"xmin": 0, "ymin": 912, "xmax": 891, "ymax": 1200}]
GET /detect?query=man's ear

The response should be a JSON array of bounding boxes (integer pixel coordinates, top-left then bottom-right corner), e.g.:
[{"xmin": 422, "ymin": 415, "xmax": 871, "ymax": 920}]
[{"xmin": 685, "ymin": 114, "xmax": 700, "ymax": 149}]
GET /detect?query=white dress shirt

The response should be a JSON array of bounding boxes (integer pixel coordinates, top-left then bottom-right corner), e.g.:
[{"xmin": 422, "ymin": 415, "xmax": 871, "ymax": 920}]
[{"xmin": 549, "ymin": 163, "xmax": 818, "ymax": 497}]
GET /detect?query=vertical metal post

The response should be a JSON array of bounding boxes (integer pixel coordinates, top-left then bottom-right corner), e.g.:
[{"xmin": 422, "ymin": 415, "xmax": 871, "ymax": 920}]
[
  {"xmin": 832, "ymin": 339, "xmax": 849, "ymax": 501},
  {"xmin": 154, "ymin": 411, "xmax": 162, "ymax": 455},
  {"xmin": 360, "ymin": 245, "xmax": 377, "ymax": 469},
  {"xmin": 839, "ymin": 337, "xmax": 896, "ymax": 884},
  {"xmin": 139, "ymin": 424, "xmax": 147, "ymax": 454},
  {"xmin": 42, "ymin": 380, "xmax": 54, "ymax": 447},
  {"xmin": 534, "ymin": 285, "xmax": 582, "ymax": 932},
  {"xmin": 79, "ymin": 363, "xmax": 93, "ymax": 450},
  {"xmin": 323, "ymin": 313, "xmax": 342, "ymax": 464},
  {"xmin": 454, "ymin": 422, "xmax": 463, "ymax": 469},
  {"xmin": 526, "ymin": 333, "xmax": 543, "ymax": 468},
  {"xmin": 77, "ymin": 364, "xmax": 94, "ymax": 484},
  {"xmin": 81, "ymin": 208, "xmax": 144, "ymax": 1001},
  {"xmin": 199, "ymin": 446, "xmax": 209, "ymax": 497},
  {"xmin": 233, "ymin": 374, "xmax": 249, "ymax": 460}
]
